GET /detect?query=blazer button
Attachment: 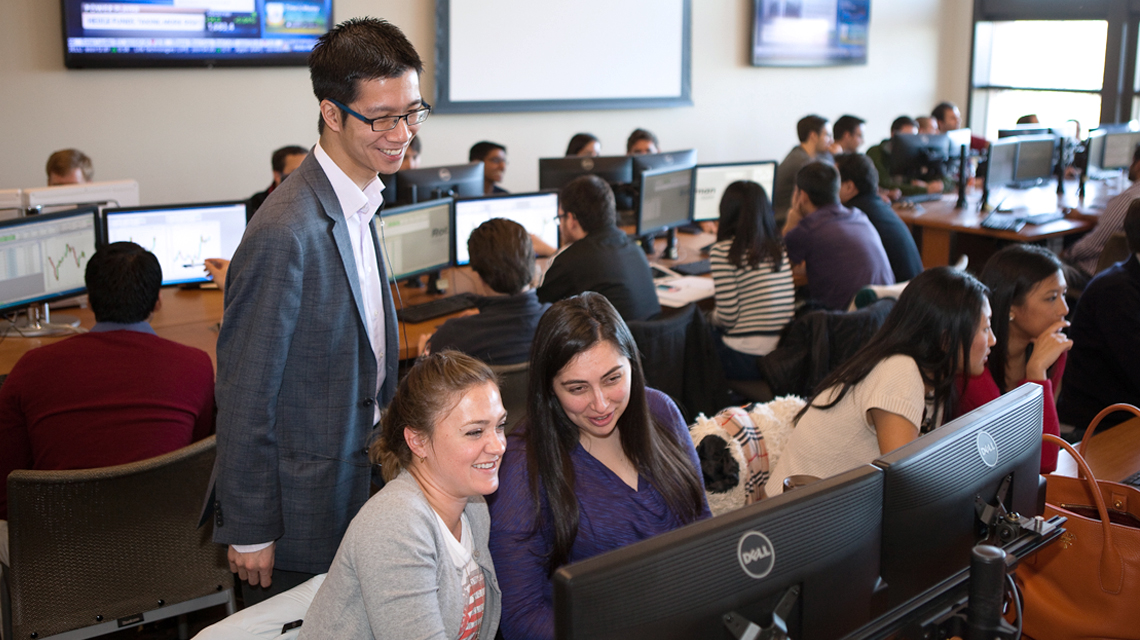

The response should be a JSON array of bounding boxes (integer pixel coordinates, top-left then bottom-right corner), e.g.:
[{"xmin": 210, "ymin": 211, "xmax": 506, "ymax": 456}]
[{"xmin": 362, "ymin": 398, "xmax": 375, "ymax": 407}]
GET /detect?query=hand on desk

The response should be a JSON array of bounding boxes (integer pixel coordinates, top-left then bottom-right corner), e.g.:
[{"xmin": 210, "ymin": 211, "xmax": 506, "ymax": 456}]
[{"xmin": 228, "ymin": 542, "xmax": 275, "ymax": 587}]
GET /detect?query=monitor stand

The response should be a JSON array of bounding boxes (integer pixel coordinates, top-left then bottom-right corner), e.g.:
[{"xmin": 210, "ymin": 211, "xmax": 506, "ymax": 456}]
[
  {"xmin": 5, "ymin": 302, "xmax": 81, "ymax": 337},
  {"xmin": 662, "ymin": 228, "xmax": 679, "ymax": 260}
]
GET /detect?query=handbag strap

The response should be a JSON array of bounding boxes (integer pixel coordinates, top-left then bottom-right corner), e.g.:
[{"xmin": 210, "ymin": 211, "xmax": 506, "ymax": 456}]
[
  {"xmin": 1078, "ymin": 403, "xmax": 1140, "ymax": 456},
  {"xmin": 1046, "ymin": 433, "xmax": 1124, "ymax": 593}
]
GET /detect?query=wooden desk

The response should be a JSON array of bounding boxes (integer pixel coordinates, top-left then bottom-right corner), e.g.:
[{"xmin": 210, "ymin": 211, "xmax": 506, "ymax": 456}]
[
  {"xmin": 1055, "ymin": 416, "xmax": 1140, "ymax": 482},
  {"xmin": 0, "ymin": 287, "xmax": 224, "ymax": 374},
  {"xmin": 894, "ymin": 188, "xmax": 1097, "ymax": 269}
]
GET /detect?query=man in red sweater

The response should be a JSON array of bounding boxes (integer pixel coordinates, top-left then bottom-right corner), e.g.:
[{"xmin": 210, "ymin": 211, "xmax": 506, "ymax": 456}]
[{"xmin": 0, "ymin": 241, "xmax": 215, "ymax": 566}]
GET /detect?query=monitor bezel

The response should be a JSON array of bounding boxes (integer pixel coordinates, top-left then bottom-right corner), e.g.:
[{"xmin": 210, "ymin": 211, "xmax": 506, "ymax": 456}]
[
  {"xmin": 0, "ymin": 205, "xmax": 101, "ymax": 314},
  {"xmin": 379, "ymin": 197, "xmax": 455, "ymax": 281},
  {"xmin": 450, "ymin": 190, "xmax": 560, "ymax": 267},
  {"xmin": 537, "ymin": 156, "xmax": 635, "ymax": 191},
  {"xmin": 691, "ymin": 160, "xmax": 778, "ymax": 222},
  {"xmin": 103, "ymin": 200, "xmax": 249, "ymax": 286},
  {"xmin": 631, "ymin": 149, "xmax": 699, "ymax": 183},
  {"xmin": 636, "ymin": 165, "xmax": 696, "ymax": 237}
]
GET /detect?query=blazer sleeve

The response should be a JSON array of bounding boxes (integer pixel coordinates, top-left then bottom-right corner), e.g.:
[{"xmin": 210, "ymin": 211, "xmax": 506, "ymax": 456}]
[{"xmin": 212, "ymin": 221, "xmax": 305, "ymax": 546}]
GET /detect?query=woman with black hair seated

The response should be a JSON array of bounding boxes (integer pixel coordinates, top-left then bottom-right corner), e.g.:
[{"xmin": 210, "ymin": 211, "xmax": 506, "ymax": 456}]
[{"xmin": 488, "ymin": 292, "xmax": 710, "ymax": 640}]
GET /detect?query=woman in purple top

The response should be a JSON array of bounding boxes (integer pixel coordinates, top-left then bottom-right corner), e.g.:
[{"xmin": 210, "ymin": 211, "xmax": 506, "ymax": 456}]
[{"xmin": 488, "ymin": 292, "xmax": 711, "ymax": 640}]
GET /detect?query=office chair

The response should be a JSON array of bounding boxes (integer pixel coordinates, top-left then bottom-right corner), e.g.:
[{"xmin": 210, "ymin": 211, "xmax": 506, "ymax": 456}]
[
  {"xmin": 1, "ymin": 436, "xmax": 235, "ymax": 640},
  {"xmin": 1095, "ymin": 231, "xmax": 1130, "ymax": 274},
  {"xmin": 490, "ymin": 361, "xmax": 529, "ymax": 434}
]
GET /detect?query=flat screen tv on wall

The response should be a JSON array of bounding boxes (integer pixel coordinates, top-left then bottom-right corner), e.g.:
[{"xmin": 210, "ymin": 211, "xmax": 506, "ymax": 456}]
[
  {"xmin": 752, "ymin": 0, "xmax": 870, "ymax": 67},
  {"xmin": 61, "ymin": 0, "xmax": 333, "ymax": 69}
]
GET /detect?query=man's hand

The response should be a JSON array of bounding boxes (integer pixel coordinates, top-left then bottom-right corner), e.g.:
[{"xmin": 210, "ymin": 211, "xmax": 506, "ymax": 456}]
[
  {"xmin": 925, "ymin": 180, "xmax": 943, "ymax": 195},
  {"xmin": 229, "ymin": 543, "xmax": 276, "ymax": 588}
]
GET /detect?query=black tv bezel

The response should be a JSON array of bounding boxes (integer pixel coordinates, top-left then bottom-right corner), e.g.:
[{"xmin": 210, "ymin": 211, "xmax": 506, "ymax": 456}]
[
  {"xmin": 750, "ymin": 0, "xmax": 871, "ymax": 68},
  {"xmin": 59, "ymin": 0, "xmax": 332, "ymax": 69}
]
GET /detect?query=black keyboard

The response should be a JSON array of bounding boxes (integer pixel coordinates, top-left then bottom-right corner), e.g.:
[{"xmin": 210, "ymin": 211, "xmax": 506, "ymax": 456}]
[
  {"xmin": 673, "ymin": 259, "xmax": 712, "ymax": 276},
  {"xmin": 396, "ymin": 293, "xmax": 477, "ymax": 324},
  {"xmin": 1019, "ymin": 211, "xmax": 1065, "ymax": 226},
  {"xmin": 1123, "ymin": 470, "xmax": 1140, "ymax": 488},
  {"xmin": 980, "ymin": 212, "xmax": 1026, "ymax": 232},
  {"xmin": 900, "ymin": 192, "xmax": 944, "ymax": 204}
]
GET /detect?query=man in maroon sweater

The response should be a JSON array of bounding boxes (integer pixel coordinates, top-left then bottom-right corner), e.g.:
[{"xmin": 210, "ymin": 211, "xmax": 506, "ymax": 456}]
[{"xmin": 0, "ymin": 242, "xmax": 215, "ymax": 565}]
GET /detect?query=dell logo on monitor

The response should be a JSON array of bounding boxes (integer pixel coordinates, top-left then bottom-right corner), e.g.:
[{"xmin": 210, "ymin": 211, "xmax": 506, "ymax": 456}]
[
  {"xmin": 976, "ymin": 431, "xmax": 999, "ymax": 467},
  {"xmin": 581, "ymin": 158, "xmax": 595, "ymax": 171},
  {"xmin": 438, "ymin": 168, "xmax": 452, "ymax": 181},
  {"xmin": 737, "ymin": 531, "xmax": 775, "ymax": 579}
]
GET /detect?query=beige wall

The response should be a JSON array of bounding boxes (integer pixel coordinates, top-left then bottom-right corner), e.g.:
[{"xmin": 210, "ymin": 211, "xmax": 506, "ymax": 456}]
[{"xmin": 0, "ymin": 0, "xmax": 971, "ymax": 205}]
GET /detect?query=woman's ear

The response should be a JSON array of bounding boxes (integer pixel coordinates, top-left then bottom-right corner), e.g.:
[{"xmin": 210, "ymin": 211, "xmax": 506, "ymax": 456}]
[{"xmin": 404, "ymin": 426, "xmax": 429, "ymax": 460}]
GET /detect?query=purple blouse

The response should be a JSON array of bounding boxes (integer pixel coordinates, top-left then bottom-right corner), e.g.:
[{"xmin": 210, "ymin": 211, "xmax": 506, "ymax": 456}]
[{"xmin": 487, "ymin": 388, "xmax": 711, "ymax": 640}]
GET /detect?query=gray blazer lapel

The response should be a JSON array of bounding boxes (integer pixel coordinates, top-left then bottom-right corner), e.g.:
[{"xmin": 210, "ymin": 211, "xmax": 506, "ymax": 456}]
[{"xmin": 312, "ymin": 171, "xmax": 370, "ymax": 329}]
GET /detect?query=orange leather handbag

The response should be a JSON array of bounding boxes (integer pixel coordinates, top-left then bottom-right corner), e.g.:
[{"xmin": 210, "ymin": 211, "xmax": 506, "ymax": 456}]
[{"xmin": 1017, "ymin": 405, "xmax": 1140, "ymax": 640}]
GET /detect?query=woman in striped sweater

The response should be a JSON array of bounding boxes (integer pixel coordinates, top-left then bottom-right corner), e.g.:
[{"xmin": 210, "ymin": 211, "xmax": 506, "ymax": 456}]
[{"xmin": 708, "ymin": 180, "xmax": 796, "ymax": 380}]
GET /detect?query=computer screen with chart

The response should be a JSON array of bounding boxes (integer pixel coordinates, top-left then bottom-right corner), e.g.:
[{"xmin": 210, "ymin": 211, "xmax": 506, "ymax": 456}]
[
  {"xmin": 104, "ymin": 201, "xmax": 247, "ymax": 286},
  {"xmin": 453, "ymin": 192, "xmax": 560, "ymax": 265},
  {"xmin": 380, "ymin": 198, "xmax": 454, "ymax": 281},
  {"xmin": 0, "ymin": 206, "xmax": 100, "ymax": 313}
]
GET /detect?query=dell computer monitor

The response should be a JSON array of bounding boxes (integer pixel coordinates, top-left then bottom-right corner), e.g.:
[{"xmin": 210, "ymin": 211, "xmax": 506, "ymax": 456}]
[
  {"xmin": 538, "ymin": 156, "xmax": 634, "ymax": 191},
  {"xmin": 23, "ymin": 180, "xmax": 140, "ymax": 215},
  {"xmin": 985, "ymin": 137, "xmax": 1018, "ymax": 190},
  {"xmin": 637, "ymin": 166, "xmax": 695, "ymax": 237},
  {"xmin": 379, "ymin": 198, "xmax": 453, "ymax": 281},
  {"xmin": 452, "ymin": 192, "xmax": 559, "ymax": 266},
  {"xmin": 104, "ymin": 201, "xmax": 247, "ymax": 286},
  {"xmin": 1012, "ymin": 135, "xmax": 1057, "ymax": 186},
  {"xmin": 890, "ymin": 134, "xmax": 950, "ymax": 182},
  {"xmin": 0, "ymin": 206, "xmax": 100, "ymax": 314},
  {"xmin": 998, "ymin": 125, "xmax": 1053, "ymax": 139},
  {"xmin": 553, "ymin": 464, "xmax": 884, "ymax": 640},
  {"xmin": 875, "ymin": 383, "xmax": 1045, "ymax": 610},
  {"xmin": 1100, "ymin": 129, "xmax": 1140, "ymax": 170},
  {"xmin": 394, "ymin": 163, "xmax": 484, "ymax": 206},
  {"xmin": 631, "ymin": 149, "xmax": 699, "ymax": 184},
  {"xmin": 691, "ymin": 162, "xmax": 777, "ymax": 222}
]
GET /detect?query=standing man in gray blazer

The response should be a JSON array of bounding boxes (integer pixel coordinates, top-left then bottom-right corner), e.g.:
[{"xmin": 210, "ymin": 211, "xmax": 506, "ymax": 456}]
[{"xmin": 211, "ymin": 17, "xmax": 427, "ymax": 603}]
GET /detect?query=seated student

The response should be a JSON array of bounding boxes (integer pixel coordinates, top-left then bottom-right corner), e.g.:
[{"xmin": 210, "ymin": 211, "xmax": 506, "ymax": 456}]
[
  {"xmin": 299, "ymin": 351, "xmax": 504, "ymax": 639},
  {"xmin": 626, "ymin": 128, "xmax": 659, "ymax": 155},
  {"xmin": 956, "ymin": 245, "xmax": 1071, "ymax": 472},
  {"xmin": 470, "ymin": 140, "xmax": 509, "ymax": 195},
  {"xmin": 45, "ymin": 148, "xmax": 93, "ymax": 186},
  {"xmin": 1059, "ymin": 201, "xmax": 1140, "ymax": 435},
  {"xmin": 772, "ymin": 114, "xmax": 833, "ymax": 225},
  {"xmin": 829, "ymin": 114, "xmax": 866, "ymax": 155},
  {"xmin": 426, "ymin": 219, "xmax": 550, "ymax": 365},
  {"xmin": 866, "ymin": 116, "xmax": 947, "ymax": 198},
  {"xmin": 537, "ymin": 175, "xmax": 660, "ymax": 321},
  {"xmin": 708, "ymin": 181, "xmax": 795, "ymax": 380},
  {"xmin": 248, "ymin": 145, "xmax": 308, "ymax": 219},
  {"xmin": 400, "ymin": 135, "xmax": 422, "ymax": 171},
  {"xmin": 1066, "ymin": 144, "xmax": 1140, "ymax": 278},
  {"xmin": 783, "ymin": 161, "xmax": 895, "ymax": 310},
  {"xmin": 0, "ymin": 242, "xmax": 215, "ymax": 561},
  {"xmin": 916, "ymin": 116, "xmax": 938, "ymax": 135},
  {"xmin": 835, "ymin": 153, "xmax": 924, "ymax": 282},
  {"xmin": 932, "ymin": 101, "xmax": 987, "ymax": 151},
  {"xmin": 488, "ymin": 293, "xmax": 710, "ymax": 640},
  {"xmin": 565, "ymin": 133, "xmax": 601, "ymax": 157},
  {"xmin": 764, "ymin": 267, "xmax": 995, "ymax": 496}
]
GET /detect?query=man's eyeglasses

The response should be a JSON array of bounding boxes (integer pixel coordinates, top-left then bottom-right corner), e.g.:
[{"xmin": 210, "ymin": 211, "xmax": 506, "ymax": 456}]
[{"xmin": 328, "ymin": 98, "xmax": 432, "ymax": 132}]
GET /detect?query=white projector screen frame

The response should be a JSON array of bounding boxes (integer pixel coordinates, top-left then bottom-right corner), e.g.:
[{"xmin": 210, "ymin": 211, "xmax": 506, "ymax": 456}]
[{"xmin": 434, "ymin": 0, "xmax": 692, "ymax": 113}]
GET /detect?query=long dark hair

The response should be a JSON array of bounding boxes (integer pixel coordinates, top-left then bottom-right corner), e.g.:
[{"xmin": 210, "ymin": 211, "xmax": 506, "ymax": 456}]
[
  {"xmin": 716, "ymin": 181, "xmax": 784, "ymax": 271},
  {"xmin": 799, "ymin": 267, "xmax": 990, "ymax": 432},
  {"xmin": 524, "ymin": 293, "xmax": 705, "ymax": 573},
  {"xmin": 979, "ymin": 244, "xmax": 1064, "ymax": 393}
]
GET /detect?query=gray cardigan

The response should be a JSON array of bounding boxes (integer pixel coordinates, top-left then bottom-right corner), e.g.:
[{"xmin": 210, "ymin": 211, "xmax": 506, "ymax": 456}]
[{"xmin": 298, "ymin": 471, "xmax": 501, "ymax": 639}]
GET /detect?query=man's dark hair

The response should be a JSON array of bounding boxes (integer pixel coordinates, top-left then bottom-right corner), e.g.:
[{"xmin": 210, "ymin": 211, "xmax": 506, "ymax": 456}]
[
  {"xmin": 795, "ymin": 161, "xmax": 841, "ymax": 207},
  {"xmin": 86, "ymin": 242, "xmax": 162, "ymax": 324},
  {"xmin": 560, "ymin": 175, "xmax": 616, "ymax": 233},
  {"xmin": 1125, "ymin": 199, "xmax": 1140, "ymax": 254},
  {"xmin": 468, "ymin": 218, "xmax": 534, "ymax": 295},
  {"xmin": 796, "ymin": 115, "xmax": 829, "ymax": 143},
  {"xmin": 46, "ymin": 149, "xmax": 93, "ymax": 181},
  {"xmin": 565, "ymin": 133, "xmax": 599, "ymax": 156},
  {"xmin": 890, "ymin": 115, "xmax": 918, "ymax": 134},
  {"xmin": 835, "ymin": 153, "xmax": 879, "ymax": 197},
  {"xmin": 833, "ymin": 115, "xmax": 865, "ymax": 141},
  {"xmin": 932, "ymin": 102, "xmax": 958, "ymax": 123},
  {"xmin": 271, "ymin": 145, "xmax": 308, "ymax": 173},
  {"xmin": 309, "ymin": 17, "xmax": 424, "ymax": 134},
  {"xmin": 626, "ymin": 128, "xmax": 659, "ymax": 153},
  {"xmin": 469, "ymin": 141, "xmax": 506, "ymax": 162}
]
